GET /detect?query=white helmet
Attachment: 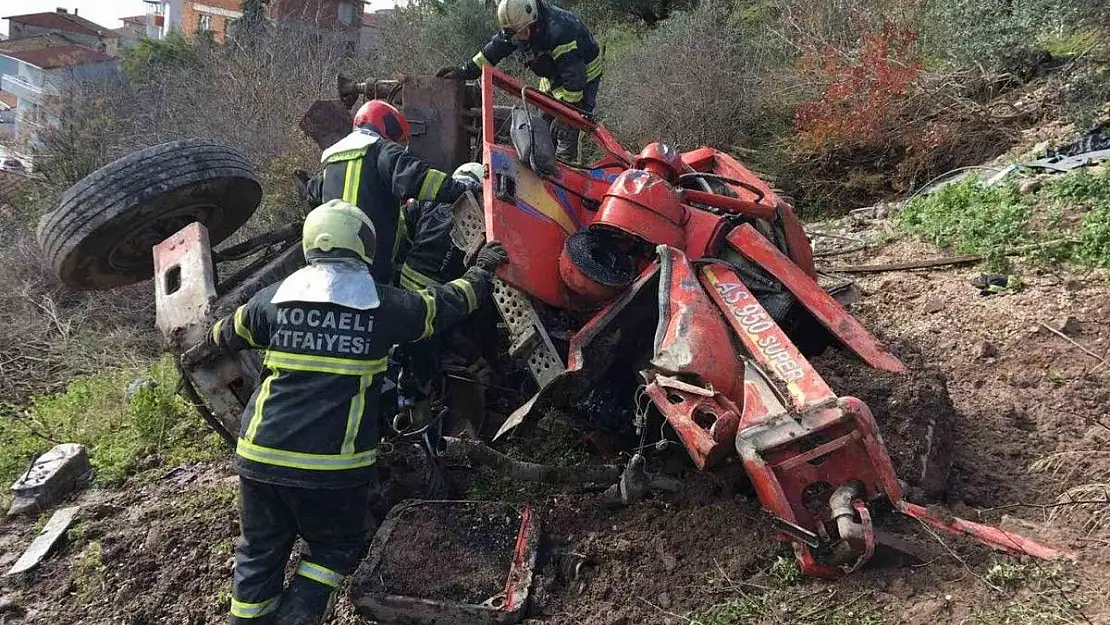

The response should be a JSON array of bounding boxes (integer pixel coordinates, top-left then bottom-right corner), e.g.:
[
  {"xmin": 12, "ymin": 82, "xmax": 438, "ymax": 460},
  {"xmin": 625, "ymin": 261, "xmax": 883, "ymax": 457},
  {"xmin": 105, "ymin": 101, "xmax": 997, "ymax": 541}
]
[
  {"xmin": 497, "ymin": 0, "xmax": 539, "ymax": 33},
  {"xmin": 453, "ymin": 162, "xmax": 486, "ymax": 185}
]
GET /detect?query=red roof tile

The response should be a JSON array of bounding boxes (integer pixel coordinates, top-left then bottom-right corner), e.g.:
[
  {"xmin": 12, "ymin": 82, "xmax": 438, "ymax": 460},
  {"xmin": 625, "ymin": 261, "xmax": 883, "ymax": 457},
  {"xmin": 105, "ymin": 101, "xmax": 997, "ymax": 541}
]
[
  {"xmin": 3, "ymin": 12, "xmax": 115, "ymax": 38},
  {"xmin": 0, "ymin": 33, "xmax": 78, "ymax": 53},
  {"xmin": 0, "ymin": 90, "xmax": 16, "ymax": 109},
  {"xmin": 1, "ymin": 44, "xmax": 115, "ymax": 69}
]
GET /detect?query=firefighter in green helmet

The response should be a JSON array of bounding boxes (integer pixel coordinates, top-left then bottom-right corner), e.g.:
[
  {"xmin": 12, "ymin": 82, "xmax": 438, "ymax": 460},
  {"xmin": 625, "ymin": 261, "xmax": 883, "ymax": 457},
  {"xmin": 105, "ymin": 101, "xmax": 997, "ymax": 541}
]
[{"xmin": 200, "ymin": 199, "xmax": 507, "ymax": 624}]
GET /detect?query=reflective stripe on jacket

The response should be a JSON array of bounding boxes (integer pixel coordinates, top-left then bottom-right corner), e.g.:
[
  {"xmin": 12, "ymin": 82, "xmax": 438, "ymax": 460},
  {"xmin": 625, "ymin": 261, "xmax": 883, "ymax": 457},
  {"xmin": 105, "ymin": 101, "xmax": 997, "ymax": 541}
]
[
  {"xmin": 474, "ymin": 1, "xmax": 602, "ymax": 108},
  {"xmin": 207, "ymin": 267, "xmax": 492, "ymax": 488},
  {"xmin": 394, "ymin": 199, "xmax": 466, "ymax": 291},
  {"xmin": 313, "ymin": 129, "xmax": 471, "ymax": 284}
]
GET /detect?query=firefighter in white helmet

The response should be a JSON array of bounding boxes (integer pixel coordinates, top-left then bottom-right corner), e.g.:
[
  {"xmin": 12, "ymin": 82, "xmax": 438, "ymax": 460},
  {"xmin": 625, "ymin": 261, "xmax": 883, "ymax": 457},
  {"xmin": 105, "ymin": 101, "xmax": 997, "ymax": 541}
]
[{"xmin": 437, "ymin": 0, "xmax": 603, "ymax": 162}]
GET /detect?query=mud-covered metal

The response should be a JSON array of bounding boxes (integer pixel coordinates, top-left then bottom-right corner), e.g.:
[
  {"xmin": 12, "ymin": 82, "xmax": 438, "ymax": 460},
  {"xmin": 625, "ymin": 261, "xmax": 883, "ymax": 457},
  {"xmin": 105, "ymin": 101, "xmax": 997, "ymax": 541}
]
[{"xmin": 650, "ymin": 246, "xmax": 743, "ymax": 401}]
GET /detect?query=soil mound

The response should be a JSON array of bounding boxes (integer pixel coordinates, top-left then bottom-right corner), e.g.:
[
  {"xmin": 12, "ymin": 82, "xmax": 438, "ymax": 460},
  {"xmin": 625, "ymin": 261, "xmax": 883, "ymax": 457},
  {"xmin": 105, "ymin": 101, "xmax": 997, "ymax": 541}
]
[{"xmin": 812, "ymin": 345, "xmax": 957, "ymax": 501}]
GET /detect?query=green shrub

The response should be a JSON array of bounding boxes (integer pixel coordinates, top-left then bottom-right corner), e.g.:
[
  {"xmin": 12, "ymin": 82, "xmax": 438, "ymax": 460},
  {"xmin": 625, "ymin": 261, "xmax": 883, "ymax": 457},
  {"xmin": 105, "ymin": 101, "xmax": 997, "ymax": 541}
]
[
  {"xmin": 899, "ymin": 168, "xmax": 1110, "ymax": 269},
  {"xmin": 898, "ymin": 174, "xmax": 1031, "ymax": 267},
  {"xmin": 599, "ymin": 0, "xmax": 795, "ymax": 152},
  {"xmin": 0, "ymin": 357, "xmax": 225, "ymax": 487},
  {"xmin": 919, "ymin": 0, "xmax": 1107, "ymax": 70}
]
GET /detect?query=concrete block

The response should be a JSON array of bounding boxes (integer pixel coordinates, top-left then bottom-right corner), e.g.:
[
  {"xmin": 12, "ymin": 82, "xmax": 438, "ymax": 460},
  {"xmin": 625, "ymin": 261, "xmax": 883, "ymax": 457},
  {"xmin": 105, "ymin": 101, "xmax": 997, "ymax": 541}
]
[{"xmin": 8, "ymin": 443, "xmax": 91, "ymax": 516}]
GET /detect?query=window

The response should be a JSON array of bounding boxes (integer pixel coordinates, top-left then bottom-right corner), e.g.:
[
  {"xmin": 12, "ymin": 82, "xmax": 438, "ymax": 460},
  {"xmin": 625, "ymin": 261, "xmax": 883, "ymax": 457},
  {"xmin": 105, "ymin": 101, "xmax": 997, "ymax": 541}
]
[
  {"xmin": 337, "ymin": 2, "xmax": 357, "ymax": 26},
  {"xmin": 198, "ymin": 12, "xmax": 212, "ymax": 31}
]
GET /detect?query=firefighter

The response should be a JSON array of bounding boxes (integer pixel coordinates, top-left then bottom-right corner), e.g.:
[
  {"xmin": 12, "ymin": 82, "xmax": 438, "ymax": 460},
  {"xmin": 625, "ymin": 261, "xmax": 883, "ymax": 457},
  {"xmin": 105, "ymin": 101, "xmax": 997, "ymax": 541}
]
[
  {"xmin": 202, "ymin": 199, "xmax": 508, "ymax": 625},
  {"xmin": 435, "ymin": 0, "xmax": 603, "ymax": 162},
  {"xmin": 307, "ymin": 99, "xmax": 478, "ymax": 284},
  {"xmin": 393, "ymin": 162, "xmax": 486, "ymax": 426}
]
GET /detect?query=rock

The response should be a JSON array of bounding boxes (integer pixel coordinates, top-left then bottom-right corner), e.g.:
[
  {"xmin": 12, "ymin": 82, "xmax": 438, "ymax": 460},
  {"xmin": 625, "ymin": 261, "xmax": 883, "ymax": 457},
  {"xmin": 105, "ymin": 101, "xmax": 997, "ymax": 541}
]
[
  {"xmin": 657, "ymin": 592, "xmax": 672, "ymax": 609},
  {"xmin": 5, "ymin": 506, "xmax": 80, "ymax": 576},
  {"xmin": 8, "ymin": 443, "xmax": 92, "ymax": 516},
  {"xmin": 142, "ymin": 525, "xmax": 165, "ymax": 554},
  {"xmin": 1018, "ymin": 178, "xmax": 1042, "ymax": 194},
  {"xmin": 1065, "ymin": 280, "xmax": 1083, "ymax": 292},
  {"xmin": 1060, "ymin": 316, "xmax": 1082, "ymax": 336},
  {"xmin": 924, "ymin": 297, "xmax": 946, "ymax": 314},
  {"xmin": 979, "ymin": 341, "xmax": 1000, "ymax": 359},
  {"xmin": 126, "ymin": 376, "xmax": 157, "ymax": 400}
]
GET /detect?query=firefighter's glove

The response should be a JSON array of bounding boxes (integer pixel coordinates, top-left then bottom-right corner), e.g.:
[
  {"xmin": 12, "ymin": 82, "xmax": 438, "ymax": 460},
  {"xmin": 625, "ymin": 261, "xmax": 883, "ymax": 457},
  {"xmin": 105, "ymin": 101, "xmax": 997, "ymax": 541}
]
[
  {"xmin": 475, "ymin": 241, "xmax": 509, "ymax": 272},
  {"xmin": 436, "ymin": 62, "xmax": 480, "ymax": 81}
]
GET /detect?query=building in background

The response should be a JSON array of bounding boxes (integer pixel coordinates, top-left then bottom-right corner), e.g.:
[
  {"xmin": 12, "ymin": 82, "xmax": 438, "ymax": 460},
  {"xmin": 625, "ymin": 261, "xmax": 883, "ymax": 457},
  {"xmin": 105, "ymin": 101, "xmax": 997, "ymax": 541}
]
[
  {"xmin": 3, "ymin": 9, "xmax": 120, "ymax": 56},
  {"xmin": 0, "ymin": 45, "xmax": 118, "ymax": 161},
  {"xmin": 141, "ymin": 0, "xmax": 369, "ymax": 51},
  {"xmin": 116, "ymin": 15, "xmax": 150, "ymax": 48},
  {"xmin": 359, "ymin": 8, "xmax": 391, "ymax": 56}
]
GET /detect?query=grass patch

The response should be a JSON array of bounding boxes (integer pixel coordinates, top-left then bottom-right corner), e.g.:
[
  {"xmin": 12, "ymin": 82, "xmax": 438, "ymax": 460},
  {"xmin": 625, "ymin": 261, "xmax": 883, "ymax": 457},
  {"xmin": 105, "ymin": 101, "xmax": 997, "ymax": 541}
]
[
  {"xmin": 897, "ymin": 168, "xmax": 1110, "ymax": 270},
  {"xmin": 968, "ymin": 563, "xmax": 1089, "ymax": 624},
  {"xmin": 0, "ymin": 356, "xmax": 226, "ymax": 488},
  {"xmin": 898, "ymin": 175, "xmax": 1031, "ymax": 269},
  {"xmin": 693, "ymin": 586, "xmax": 885, "ymax": 625},
  {"xmin": 72, "ymin": 540, "xmax": 106, "ymax": 604}
]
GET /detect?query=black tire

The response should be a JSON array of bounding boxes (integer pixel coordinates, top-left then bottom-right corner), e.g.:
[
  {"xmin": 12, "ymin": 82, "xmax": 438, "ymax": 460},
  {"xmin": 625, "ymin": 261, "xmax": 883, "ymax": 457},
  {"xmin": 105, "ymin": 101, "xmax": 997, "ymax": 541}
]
[{"xmin": 37, "ymin": 139, "xmax": 262, "ymax": 290}]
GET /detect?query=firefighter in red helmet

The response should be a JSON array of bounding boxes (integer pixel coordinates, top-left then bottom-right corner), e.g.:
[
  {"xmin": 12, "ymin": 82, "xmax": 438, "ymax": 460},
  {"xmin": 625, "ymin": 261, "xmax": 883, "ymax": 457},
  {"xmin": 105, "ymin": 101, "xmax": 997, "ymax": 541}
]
[{"xmin": 305, "ymin": 100, "xmax": 479, "ymax": 284}]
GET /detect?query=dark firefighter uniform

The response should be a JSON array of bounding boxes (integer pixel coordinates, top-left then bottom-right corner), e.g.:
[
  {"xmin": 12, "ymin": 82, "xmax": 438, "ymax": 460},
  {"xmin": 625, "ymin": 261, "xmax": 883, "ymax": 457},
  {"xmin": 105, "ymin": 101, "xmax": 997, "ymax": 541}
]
[
  {"xmin": 310, "ymin": 129, "xmax": 472, "ymax": 284},
  {"xmin": 393, "ymin": 197, "xmax": 469, "ymax": 401},
  {"xmin": 472, "ymin": 2, "xmax": 603, "ymax": 112},
  {"xmin": 206, "ymin": 200, "xmax": 504, "ymax": 624},
  {"xmin": 439, "ymin": 1, "xmax": 603, "ymax": 160}
]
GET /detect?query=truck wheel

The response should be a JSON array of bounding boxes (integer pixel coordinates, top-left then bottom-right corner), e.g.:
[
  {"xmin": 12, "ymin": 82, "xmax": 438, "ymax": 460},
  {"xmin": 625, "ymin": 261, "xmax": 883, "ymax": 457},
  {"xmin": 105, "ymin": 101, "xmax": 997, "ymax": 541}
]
[{"xmin": 38, "ymin": 139, "xmax": 262, "ymax": 290}]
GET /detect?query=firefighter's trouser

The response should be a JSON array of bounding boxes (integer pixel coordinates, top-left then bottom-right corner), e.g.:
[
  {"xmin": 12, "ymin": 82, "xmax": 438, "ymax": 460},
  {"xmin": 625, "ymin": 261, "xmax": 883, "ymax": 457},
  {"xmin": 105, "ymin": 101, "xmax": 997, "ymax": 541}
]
[
  {"xmin": 229, "ymin": 477, "xmax": 373, "ymax": 625},
  {"xmin": 543, "ymin": 77, "xmax": 601, "ymax": 163}
]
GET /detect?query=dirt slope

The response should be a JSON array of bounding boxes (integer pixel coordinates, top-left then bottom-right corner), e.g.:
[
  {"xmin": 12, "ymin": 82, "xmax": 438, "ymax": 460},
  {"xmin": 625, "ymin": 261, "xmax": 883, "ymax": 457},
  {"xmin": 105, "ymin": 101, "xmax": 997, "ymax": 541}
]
[{"xmin": 3, "ymin": 235, "xmax": 1110, "ymax": 625}]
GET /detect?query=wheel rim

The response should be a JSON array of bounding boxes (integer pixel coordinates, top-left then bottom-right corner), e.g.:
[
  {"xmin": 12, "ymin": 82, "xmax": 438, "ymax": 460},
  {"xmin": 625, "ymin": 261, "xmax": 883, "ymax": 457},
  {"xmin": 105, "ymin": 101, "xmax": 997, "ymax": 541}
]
[{"xmin": 106, "ymin": 203, "xmax": 224, "ymax": 272}]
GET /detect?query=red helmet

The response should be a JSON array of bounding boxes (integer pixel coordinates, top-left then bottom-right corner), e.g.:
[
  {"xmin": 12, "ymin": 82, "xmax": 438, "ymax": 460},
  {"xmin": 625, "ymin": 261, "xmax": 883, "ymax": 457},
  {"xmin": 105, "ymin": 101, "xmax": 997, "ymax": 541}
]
[
  {"xmin": 353, "ymin": 100, "xmax": 410, "ymax": 145},
  {"xmin": 633, "ymin": 142, "xmax": 682, "ymax": 183}
]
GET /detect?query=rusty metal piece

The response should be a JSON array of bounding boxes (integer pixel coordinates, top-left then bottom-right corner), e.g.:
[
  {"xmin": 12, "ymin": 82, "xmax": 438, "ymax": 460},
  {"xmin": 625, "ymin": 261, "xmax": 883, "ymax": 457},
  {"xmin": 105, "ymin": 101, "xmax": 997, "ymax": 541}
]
[
  {"xmin": 897, "ymin": 501, "xmax": 1071, "ymax": 561},
  {"xmin": 644, "ymin": 376, "xmax": 739, "ymax": 470},
  {"xmin": 351, "ymin": 501, "xmax": 539, "ymax": 625},
  {"xmin": 299, "ymin": 99, "xmax": 354, "ymax": 151},
  {"xmin": 401, "ymin": 76, "xmax": 470, "ymax": 173},
  {"xmin": 651, "ymin": 246, "xmax": 743, "ymax": 402}
]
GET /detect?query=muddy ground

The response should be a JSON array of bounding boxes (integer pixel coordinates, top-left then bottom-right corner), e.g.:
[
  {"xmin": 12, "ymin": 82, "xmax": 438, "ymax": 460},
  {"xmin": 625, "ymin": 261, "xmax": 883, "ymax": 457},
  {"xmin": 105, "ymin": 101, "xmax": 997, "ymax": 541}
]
[{"xmin": 3, "ymin": 230, "xmax": 1110, "ymax": 624}]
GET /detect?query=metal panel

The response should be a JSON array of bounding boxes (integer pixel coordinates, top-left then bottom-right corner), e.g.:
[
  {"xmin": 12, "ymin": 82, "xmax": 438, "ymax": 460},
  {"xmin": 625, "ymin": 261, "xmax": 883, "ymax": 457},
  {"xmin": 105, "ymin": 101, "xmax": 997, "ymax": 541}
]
[{"xmin": 401, "ymin": 76, "xmax": 468, "ymax": 173}]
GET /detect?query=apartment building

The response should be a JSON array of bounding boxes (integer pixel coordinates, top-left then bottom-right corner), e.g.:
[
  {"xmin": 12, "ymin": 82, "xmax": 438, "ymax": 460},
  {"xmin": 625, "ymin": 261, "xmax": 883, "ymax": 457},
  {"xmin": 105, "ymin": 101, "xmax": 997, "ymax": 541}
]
[
  {"xmin": 0, "ymin": 45, "xmax": 118, "ymax": 152},
  {"xmin": 142, "ymin": 0, "xmax": 367, "ymax": 49},
  {"xmin": 4, "ymin": 9, "xmax": 120, "ymax": 56}
]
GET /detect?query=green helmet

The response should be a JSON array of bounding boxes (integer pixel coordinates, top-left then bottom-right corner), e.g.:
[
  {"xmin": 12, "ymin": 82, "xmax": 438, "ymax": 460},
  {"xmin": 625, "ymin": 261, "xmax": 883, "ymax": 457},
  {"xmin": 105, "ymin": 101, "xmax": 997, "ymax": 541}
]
[{"xmin": 302, "ymin": 199, "xmax": 377, "ymax": 265}]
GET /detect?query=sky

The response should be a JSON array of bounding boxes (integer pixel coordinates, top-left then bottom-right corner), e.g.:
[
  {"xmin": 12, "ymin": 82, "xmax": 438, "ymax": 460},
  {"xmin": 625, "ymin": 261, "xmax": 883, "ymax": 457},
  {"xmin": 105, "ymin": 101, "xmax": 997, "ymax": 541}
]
[{"xmin": 0, "ymin": 0, "xmax": 398, "ymax": 37}]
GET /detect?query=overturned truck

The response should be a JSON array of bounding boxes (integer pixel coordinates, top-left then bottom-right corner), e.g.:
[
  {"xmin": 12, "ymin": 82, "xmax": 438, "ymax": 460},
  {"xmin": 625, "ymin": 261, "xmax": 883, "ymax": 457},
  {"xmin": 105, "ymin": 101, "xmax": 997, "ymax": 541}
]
[{"xmin": 38, "ymin": 67, "xmax": 1066, "ymax": 605}]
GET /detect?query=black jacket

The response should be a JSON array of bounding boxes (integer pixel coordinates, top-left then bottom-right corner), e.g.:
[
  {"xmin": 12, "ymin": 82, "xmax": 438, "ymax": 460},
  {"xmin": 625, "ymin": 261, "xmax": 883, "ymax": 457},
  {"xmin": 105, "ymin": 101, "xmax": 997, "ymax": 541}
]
[
  {"xmin": 394, "ymin": 199, "xmax": 466, "ymax": 290},
  {"xmin": 207, "ymin": 264, "xmax": 492, "ymax": 488},
  {"xmin": 472, "ymin": 1, "xmax": 602, "ymax": 106},
  {"xmin": 309, "ymin": 129, "xmax": 470, "ymax": 283}
]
